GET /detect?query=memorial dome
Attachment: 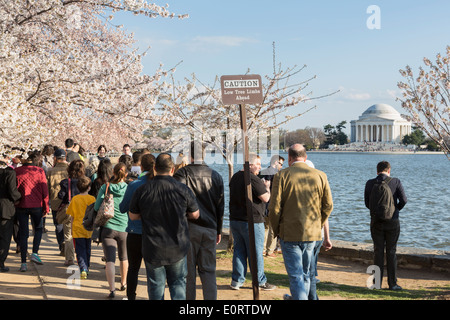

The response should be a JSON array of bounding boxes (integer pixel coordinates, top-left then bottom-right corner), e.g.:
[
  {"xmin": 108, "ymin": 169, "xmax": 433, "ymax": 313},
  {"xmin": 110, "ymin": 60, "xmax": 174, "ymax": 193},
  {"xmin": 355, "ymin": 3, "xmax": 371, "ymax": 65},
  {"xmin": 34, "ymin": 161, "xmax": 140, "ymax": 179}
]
[
  {"xmin": 350, "ymin": 103, "xmax": 412, "ymax": 143},
  {"xmin": 358, "ymin": 103, "xmax": 404, "ymax": 121}
]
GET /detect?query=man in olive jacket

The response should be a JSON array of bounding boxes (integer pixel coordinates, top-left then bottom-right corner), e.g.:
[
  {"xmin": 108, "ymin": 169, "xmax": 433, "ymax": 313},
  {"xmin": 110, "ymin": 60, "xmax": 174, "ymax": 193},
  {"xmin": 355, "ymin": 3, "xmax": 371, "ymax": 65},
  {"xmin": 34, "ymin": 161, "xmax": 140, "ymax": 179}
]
[
  {"xmin": 46, "ymin": 149, "xmax": 68, "ymax": 253},
  {"xmin": 268, "ymin": 144, "xmax": 333, "ymax": 300}
]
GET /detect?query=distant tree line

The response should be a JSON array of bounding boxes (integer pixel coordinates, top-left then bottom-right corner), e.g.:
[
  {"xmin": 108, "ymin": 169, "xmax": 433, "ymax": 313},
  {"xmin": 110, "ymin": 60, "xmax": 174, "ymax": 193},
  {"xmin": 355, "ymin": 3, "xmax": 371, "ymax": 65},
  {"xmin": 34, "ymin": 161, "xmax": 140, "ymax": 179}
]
[
  {"xmin": 279, "ymin": 121, "xmax": 349, "ymax": 150},
  {"xmin": 149, "ymin": 122, "xmax": 442, "ymax": 152},
  {"xmin": 402, "ymin": 127, "xmax": 441, "ymax": 151}
]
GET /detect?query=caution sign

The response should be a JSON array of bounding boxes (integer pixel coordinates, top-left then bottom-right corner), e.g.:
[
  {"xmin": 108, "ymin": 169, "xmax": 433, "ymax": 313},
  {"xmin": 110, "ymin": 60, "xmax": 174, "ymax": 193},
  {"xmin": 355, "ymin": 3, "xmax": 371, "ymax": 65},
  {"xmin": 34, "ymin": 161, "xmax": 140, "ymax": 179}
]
[{"xmin": 220, "ymin": 74, "xmax": 263, "ymax": 105}]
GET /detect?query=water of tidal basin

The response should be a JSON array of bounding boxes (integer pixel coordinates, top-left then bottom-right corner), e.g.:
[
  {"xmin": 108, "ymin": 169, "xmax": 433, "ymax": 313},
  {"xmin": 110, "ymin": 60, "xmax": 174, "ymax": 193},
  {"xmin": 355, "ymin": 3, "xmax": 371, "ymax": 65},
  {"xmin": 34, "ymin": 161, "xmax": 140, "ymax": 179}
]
[{"xmin": 202, "ymin": 151, "xmax": 449, "ymax": 251}]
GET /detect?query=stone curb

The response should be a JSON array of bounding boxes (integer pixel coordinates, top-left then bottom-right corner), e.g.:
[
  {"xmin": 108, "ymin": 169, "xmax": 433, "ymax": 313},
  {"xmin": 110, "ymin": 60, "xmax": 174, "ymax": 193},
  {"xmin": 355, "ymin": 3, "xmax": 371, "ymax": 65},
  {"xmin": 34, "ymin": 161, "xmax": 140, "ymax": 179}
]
[
  {"xmin": 319, "ymin": 239, "xmax": 450, "ymax": 273},
  {"xmin": 221, "ymin": 231, "xmax": 450, "ymax": 273}
]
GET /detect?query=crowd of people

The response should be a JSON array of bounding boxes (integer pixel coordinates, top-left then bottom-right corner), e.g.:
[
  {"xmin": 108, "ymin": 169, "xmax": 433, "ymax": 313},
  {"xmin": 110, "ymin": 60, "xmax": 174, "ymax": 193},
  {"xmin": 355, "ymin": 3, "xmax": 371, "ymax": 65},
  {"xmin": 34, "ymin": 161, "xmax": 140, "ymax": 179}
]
[{"xmin": 0, "ymin": 138, "xmax": 407, "ymax": 300}]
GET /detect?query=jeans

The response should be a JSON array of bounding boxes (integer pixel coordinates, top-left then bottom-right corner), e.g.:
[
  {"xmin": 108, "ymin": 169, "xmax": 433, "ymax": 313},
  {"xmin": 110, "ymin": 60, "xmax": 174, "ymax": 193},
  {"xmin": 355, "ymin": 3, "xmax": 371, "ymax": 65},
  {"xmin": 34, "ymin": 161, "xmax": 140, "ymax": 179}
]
[
  {"xmin": 309, "ymin": 239, "xmax": 323, "ymax": 300},
  {"xmin": 73, "ymin": 238, "xmax": 91, "ymax": 271},
  {"xmin": 144, "ymin": 256, "xmax": 187, "ymax": 300},
  {"xmin": 230, "ymin": 220, "xmax": 267, "ymax": 288},
  {"xmin": 186, "ymin": 223, "xmax": 217, "ymax": 300},
  {"xmin": 280, "ymin": 239, "xmax": 315, "ymax": 300},
  {"xmin": 16, "ymin": 207, "xmax": 43, "ymax": 263}
]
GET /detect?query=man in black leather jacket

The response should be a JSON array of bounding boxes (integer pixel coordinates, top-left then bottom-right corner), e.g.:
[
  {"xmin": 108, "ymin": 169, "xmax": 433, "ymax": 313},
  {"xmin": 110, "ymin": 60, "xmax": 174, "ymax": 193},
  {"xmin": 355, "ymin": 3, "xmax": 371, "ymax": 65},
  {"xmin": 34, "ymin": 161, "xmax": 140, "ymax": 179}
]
[
  {"xmin": 173, "ymin": 141, "xmax": 224, "ymax": 300},
  {"xmin": 0, "ymin": 163, "xmax": 22, "ymax": 272}
]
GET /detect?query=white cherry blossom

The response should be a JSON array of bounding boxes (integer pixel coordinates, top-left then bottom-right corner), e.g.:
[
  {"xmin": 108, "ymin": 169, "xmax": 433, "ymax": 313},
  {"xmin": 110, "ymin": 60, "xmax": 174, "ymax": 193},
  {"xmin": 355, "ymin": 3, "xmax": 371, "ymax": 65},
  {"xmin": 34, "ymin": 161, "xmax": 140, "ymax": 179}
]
[{"xmin": 0, "ymin": 0, "xmax": 185, "ymax": 154}]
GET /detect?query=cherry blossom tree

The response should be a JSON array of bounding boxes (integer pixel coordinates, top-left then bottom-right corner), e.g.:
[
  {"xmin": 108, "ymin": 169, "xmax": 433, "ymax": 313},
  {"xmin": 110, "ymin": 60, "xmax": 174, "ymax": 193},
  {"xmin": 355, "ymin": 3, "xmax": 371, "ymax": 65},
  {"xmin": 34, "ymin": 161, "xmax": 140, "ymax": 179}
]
[
  {"xmin": 397, "ymin": 46, "xmax": 450, "ymax": 159},
  {"xmin": 155, "ymin": 60, "xmax": 337, "ymax": 251},
  {"xmin": 158, "ymin": 61, "xmax": 338, "ymax": 176},
  {"xmin": 0, "ymin": 0, "xmax": 186, "ymax": 155}
]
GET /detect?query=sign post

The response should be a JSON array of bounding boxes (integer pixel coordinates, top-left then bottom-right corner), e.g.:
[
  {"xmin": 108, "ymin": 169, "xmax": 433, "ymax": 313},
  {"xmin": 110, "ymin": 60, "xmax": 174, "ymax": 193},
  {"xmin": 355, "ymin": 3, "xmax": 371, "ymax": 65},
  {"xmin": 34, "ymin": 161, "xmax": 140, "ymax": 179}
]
[{"xmin": 220, "ymin": 75, "xmax": 263, "ymax": 300}]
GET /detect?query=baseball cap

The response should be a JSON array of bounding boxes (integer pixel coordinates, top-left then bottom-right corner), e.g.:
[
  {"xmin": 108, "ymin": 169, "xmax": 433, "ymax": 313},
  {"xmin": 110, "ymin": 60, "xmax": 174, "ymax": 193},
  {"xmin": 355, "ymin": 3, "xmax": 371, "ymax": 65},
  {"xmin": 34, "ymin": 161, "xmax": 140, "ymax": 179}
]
[{"xmin": 54, "ymin": 148, "xmax": 66, "ymax": 159}]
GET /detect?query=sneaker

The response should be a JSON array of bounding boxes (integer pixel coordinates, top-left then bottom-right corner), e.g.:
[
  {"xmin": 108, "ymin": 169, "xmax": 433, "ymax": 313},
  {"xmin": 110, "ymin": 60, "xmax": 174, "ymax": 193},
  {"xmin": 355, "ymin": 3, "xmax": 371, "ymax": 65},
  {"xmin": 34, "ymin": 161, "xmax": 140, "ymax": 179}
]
[
  {"xmin": 259, "ymin": 282, "xmax": 277, "ymax": 291},
  {"xmin": 0, "ymin": 266, "xmax": 10, "ymax": 272},
  {"xmin": 283, "ymin": 294, "xmax": 292, "ymax": 300},
  {"xmin": 389, "ymin": 285, "xmax": 402, "ymax": 291},
  {"xmin": 64, "ymin": 260, "xmax": 74, "ymax": 266},
  {"xmin": 229, "ymin": 283, "xmax": 240, "ymax": 290},
  {"xmin": 19, "ymin": 263, "xmax": 27, "ymax": 272},
  {"xmin": 80, "ymin": 271, "xmax": 88, "ymax": 279},
  {"xmin": 30, "ymin": 253, "xmax": 43, "ymax": 265}
]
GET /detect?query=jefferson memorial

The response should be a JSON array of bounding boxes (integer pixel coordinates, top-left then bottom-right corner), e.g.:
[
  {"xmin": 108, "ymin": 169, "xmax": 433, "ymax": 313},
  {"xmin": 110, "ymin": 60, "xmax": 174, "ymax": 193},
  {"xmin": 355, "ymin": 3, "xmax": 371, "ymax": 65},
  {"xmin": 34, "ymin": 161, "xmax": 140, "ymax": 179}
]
[{"xmin": 350, "ymin": 104, "xmax": 412, "ymax": 143}]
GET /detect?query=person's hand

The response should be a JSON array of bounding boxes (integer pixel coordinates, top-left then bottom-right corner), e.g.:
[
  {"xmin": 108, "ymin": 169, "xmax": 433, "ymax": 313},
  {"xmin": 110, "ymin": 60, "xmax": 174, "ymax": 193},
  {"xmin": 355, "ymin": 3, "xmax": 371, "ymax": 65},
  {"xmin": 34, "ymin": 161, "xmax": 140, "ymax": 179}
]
[
  {"xmin": 262, "ymin": 178, "xmax": 271, "ymax": 189},
  {"xmin": 216, "ymin": 234, "xmax": 222, "ymax": 245},
  {"xmin": 322, "ymin": 239, "xmax": 332, "ymax": 251}
]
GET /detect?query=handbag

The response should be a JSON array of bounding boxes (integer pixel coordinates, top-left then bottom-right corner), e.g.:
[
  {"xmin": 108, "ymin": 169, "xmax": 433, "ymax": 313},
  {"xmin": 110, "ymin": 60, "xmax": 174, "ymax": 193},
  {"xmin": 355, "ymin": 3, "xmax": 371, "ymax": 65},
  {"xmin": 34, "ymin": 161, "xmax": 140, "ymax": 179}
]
[
  {"xmin": 56, "ymin": 178, "xmax": 72, "ymax": 224},
  {"xmin": 93, "ymin": 182, "xmax": 114, "ymax": 227}
]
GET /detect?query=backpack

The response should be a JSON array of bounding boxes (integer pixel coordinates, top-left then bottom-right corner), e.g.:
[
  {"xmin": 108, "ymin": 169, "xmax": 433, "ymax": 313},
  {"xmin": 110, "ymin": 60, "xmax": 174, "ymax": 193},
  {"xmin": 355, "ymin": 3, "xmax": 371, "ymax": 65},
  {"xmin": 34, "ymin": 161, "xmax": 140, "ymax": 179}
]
[
  {"xmin": 369, "ymin": 177, "xmax": 395, "ymax": 220},
  {"xmin": 82, "ymin": 202, "xmax": 96, "ymax": 231}
]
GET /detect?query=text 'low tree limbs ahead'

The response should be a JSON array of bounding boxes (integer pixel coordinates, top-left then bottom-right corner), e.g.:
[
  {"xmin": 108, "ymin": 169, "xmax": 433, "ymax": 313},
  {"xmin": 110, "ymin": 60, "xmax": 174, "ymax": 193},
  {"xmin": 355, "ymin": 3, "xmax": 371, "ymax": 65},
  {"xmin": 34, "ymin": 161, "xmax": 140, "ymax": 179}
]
[{"xmin": 220, "ymin": 74, "xmax": 263, "ymax": 105}]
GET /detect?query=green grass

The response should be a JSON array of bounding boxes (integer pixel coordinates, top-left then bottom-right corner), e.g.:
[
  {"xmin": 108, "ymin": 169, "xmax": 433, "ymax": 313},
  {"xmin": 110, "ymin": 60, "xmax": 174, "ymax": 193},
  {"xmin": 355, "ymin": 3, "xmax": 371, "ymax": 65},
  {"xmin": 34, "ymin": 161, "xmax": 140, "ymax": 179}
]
[
  {"xmin": 317, "ymin": 282, "xmax": 450, "ymax": 300},
  {"xmin": 216, "ymin": 250, "xmax": 450, "ymax": 300}
]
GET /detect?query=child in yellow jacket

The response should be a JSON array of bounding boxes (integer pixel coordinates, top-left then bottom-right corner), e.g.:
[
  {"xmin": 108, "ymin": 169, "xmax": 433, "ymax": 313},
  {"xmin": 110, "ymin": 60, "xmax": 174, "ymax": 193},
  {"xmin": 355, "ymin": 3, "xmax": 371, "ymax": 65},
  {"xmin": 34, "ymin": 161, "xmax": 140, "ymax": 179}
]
[{"xmin": 67, "ymin": 176, "xmax": 96, "ymax": 279}]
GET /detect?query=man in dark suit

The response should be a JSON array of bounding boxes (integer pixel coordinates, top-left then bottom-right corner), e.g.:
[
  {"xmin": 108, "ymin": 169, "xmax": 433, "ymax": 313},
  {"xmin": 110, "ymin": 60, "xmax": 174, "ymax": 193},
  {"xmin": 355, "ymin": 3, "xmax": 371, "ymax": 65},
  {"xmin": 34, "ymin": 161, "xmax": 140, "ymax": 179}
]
[
  {"xmin": 0, "ymin": 163, "xmax": 22, "ymax": 272},
  {"xmin": 364, "ymin": 161, "xmax": 407, "ymax": 291}
]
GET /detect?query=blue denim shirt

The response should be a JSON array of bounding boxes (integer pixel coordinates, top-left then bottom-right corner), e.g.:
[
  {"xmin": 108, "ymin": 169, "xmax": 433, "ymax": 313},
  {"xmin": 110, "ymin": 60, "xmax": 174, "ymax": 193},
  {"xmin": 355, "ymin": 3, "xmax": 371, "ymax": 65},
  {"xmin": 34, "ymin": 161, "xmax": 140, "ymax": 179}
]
[{"xmin": 119, "ymin": 172, "xmax": 148, "ymax": 234}]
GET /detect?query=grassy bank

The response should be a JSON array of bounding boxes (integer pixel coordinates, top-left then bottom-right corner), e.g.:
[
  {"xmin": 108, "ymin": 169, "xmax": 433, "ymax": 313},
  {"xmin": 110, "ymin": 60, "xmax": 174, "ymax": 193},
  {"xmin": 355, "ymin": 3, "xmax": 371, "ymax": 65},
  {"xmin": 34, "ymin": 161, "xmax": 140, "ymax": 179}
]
[{"xmin": 215, "ymin": 250, "xmax": 450, "ymax": 300}]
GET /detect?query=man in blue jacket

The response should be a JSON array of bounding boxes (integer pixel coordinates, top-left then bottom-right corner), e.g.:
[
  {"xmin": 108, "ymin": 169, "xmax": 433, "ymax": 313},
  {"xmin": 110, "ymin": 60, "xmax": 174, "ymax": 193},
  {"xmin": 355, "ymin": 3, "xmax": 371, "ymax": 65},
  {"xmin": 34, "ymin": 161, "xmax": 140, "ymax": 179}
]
[
  {"xmin": 364, "ymin": 161, "xmax": 407, "ymax": 291},
  {"xmin": 119, "ymin": 153, "xmax": 155, "ymax": 300}
]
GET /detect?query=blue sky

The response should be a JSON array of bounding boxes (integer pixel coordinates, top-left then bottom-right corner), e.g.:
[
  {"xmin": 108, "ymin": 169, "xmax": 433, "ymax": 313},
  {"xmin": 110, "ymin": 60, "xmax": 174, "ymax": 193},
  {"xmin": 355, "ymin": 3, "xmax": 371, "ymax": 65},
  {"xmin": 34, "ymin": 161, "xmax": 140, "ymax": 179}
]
[{"xmin": 113, "ymin": 1, "xmax": 450, "ymax": 134}]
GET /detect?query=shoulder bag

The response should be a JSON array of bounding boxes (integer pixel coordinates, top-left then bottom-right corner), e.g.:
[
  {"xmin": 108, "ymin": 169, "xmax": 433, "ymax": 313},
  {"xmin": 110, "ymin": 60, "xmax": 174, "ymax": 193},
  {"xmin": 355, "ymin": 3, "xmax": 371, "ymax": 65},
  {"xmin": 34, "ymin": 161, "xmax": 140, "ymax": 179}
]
[
  {"xmin": 93, "ymin": 182, "xmax": 114, "ymax": 227},
  {"xmin": 56, "ymin": 179, "xmax": 72, "ymax": 224}
]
